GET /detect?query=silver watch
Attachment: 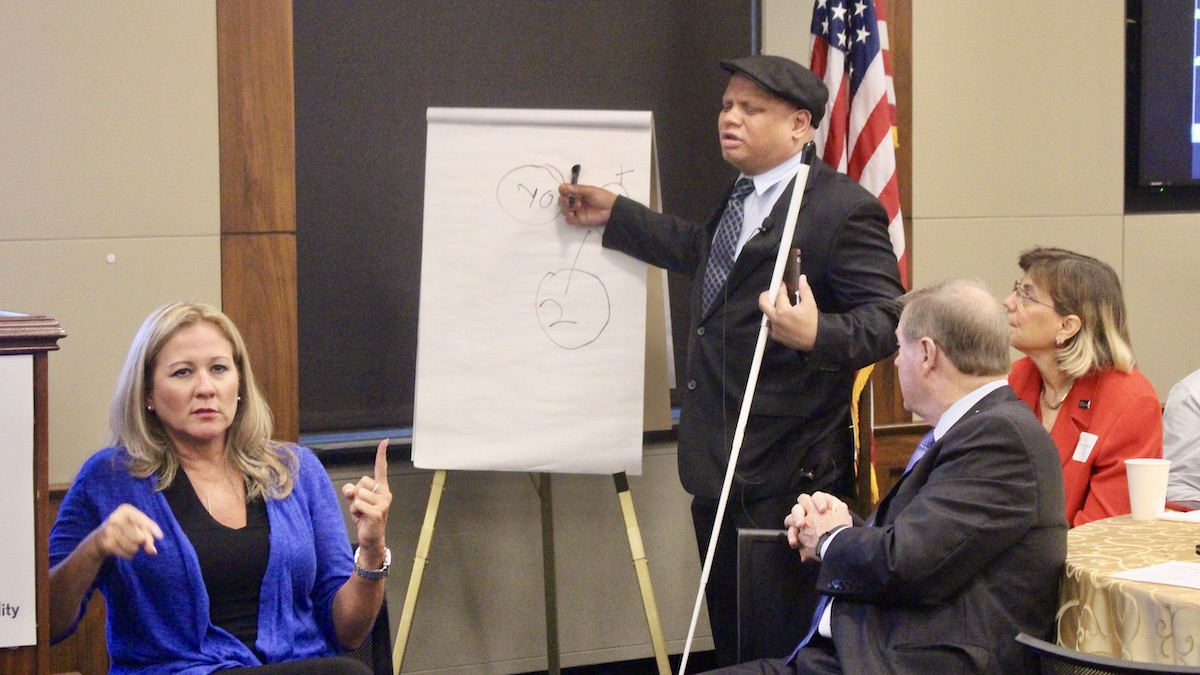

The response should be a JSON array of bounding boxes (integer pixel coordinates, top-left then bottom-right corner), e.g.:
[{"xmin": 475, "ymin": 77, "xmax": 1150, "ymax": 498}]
[{"xmin": 353, "ymin": 546, "xmax": 391, "ymax": 580}]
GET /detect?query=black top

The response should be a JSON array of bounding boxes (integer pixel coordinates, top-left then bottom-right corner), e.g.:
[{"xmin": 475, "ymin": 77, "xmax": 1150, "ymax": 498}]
[{"xmin": 164, "ymin": 470, "xmax": 270, "ymax": 657}]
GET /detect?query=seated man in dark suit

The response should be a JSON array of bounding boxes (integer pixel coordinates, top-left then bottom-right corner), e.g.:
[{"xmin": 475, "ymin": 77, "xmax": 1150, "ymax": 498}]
[{"xmin": 718, "ymin": 278, "xmax": 1068, "ymax": 674}]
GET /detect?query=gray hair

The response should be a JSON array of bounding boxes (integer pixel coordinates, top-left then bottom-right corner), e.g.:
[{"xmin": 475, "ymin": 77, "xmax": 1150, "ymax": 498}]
[{"xmin": 900, "ymin": 278, "xmax": 1011, "ymax": 377}]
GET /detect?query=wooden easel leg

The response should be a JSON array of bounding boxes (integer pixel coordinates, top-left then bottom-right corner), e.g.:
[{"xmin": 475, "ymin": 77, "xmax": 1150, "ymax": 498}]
[
  {"xmin": 536, "ymin": 473, "xmax": 561, "ymax": 675},
  {"xmin": 613, "ymin": 472, "xmax": 671, "ymax": 675},
  {"xmin": 392, "ymin": 469, "xmax": 447, "ymax": 675}
]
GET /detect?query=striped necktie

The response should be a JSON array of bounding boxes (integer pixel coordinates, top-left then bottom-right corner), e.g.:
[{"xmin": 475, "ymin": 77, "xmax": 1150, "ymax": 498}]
[
  {"xmin": 700, "ymin": 178, "xmax": 755, "ymax": 313},
  {"xmin": 905, "ymin": 430, "xmax": 936, "ymax": 474}
]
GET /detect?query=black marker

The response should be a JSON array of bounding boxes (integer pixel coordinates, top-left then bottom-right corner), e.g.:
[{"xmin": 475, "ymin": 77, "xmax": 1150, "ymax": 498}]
[{"xmin": 568, "ymin": 164, "xmax": 581, "ymax": 207}]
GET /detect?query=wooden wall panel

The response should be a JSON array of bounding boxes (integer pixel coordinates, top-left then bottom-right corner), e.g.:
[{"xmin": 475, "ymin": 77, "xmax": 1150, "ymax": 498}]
[
  {"xmin": 222, "ymin": 234, "xmax": 299, "ymax": 442},
  {"xmin": 874, "ymin": 424, "xmax": 928, "ymax": 500},
  {"xmin": 893, "ymin": 0, "xmax": 912, "ymax": 223},
  {"xmin": 217, "ymin": 0, "xmax": 296, "ymax": 235},
  {"xmin": 869, "ymin": 0, "xmax": 910, "ymax": 427},
  {"xmin": 217, "ymin": 0, "xmax": 299, "ymax": 442}
]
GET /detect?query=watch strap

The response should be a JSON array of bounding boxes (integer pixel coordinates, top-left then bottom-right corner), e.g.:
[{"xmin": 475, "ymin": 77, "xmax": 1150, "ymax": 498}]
[{"xmin": 353, "ymin": 546, "xmax": 391, "ymax": 580}]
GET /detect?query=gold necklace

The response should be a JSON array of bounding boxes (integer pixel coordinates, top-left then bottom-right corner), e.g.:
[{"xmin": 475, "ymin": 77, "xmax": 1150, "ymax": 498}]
[{"xmin": 1041, "ymin": 382, "xmax": 1073, "ymax": 410}]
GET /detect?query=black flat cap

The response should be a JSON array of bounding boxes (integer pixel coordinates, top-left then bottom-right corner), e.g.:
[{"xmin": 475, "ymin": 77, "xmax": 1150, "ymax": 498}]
[{"xmin": 719, "ymin": 55, "xmax": 829, "ymax": 128}]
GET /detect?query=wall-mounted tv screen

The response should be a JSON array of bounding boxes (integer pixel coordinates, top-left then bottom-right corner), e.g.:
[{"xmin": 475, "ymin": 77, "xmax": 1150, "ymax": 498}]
[{"xmin": 1126, "ymin": 0, "xmax": 1200, "ymax": 212}]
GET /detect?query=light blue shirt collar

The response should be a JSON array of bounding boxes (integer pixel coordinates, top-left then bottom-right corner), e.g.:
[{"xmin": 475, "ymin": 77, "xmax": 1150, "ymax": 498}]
[
  {"xmin": 932, "ymin": 379, "xmax": 1010, "ymax": 442},
  {"xmin": 733, "ymin": 152, "xmax": 807, "ymax": 257}
]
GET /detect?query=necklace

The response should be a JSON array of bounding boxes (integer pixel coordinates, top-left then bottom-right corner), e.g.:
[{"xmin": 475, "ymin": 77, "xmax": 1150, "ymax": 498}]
[
  {"xmin": 190, "ymin": 469, "xmax": 241, "ymax": 512},
  {"xmin": 200, "ymin": 482, "xmax": 235, "ymax": 511},
  {"xmin": 1041, "ymin": 381, "xmax": 1073, "ymax": 410}
]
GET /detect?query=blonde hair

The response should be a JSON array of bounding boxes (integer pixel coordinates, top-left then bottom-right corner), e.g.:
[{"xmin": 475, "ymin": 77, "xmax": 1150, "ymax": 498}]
[
  {"xmin": 108, "ymin": 302, "xmax": 296, "ymax": 500},
  {"xmin": 1018, "ymin": 247, "xmax": 1136, "ymax": 379}
]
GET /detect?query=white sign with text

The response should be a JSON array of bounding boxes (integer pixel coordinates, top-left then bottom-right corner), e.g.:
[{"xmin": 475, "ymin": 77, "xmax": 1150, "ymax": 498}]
[{"xmin": 0, "ymin": 354, "xmax": 36, "ymax": 647}]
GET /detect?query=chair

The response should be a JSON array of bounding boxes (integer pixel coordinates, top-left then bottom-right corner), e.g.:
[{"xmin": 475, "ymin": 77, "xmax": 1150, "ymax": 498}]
[
  {"xmin": 730, "ymin": 369, "xmax": 875, "ymax": 662},
  {"xmin": 736, "ymin": 528, "xmax": 814, "ymax": 662},
  {"xmin": 346, "ymin": 596, "xmax": 393, "ymax": 675},
  {"xmin": 1016, "ymin": 632, "xmax": 1200, "ymax": 674}
]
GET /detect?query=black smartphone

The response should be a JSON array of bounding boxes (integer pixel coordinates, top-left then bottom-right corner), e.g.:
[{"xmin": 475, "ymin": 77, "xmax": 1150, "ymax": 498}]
[{"xmin": 783, "ymin": 247, "xmax": 802, "ymax": 305}]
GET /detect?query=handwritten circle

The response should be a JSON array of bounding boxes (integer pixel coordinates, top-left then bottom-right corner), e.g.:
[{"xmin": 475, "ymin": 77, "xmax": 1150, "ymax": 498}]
[
  {"xmin": 536, "ymin": 268, "xmax": 611, "ymax": 349},
  {"xmin": 497, "ymin": 164, "xmax": 567, "ymax": 225}
]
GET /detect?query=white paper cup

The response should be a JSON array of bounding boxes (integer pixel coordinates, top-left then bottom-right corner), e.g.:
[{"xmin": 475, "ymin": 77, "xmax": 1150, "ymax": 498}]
[{"xmin": 1125, "ymin": 458, "xmax": 1171, "ymax": 520}]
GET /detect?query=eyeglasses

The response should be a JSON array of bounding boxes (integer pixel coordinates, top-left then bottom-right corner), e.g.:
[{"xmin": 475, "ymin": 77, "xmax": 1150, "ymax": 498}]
[{"xmin": 1012, "ymin": 280, "xmax": 1057, "ymax": 310}]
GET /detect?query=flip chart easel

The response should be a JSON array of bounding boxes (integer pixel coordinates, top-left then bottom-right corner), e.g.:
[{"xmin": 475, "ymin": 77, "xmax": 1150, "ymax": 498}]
[
  {"xmin": 398, "ymin": 108, "xmax": 673, "ymax": 674},
  {"xmin": 390, "ymin": 470, "xmax": 670, "ymax": 675}
]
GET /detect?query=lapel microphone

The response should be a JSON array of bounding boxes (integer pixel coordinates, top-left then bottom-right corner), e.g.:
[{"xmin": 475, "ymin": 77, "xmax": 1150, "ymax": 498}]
[{"xmin": 758, "ymin": 216, "xmax": 775, "ymax": 235}]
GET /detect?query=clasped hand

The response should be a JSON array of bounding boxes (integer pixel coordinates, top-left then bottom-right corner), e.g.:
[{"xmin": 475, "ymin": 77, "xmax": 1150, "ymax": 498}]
[{"xmin": 785, "ymin": 491, "xmax": 853, "ymax": 562}]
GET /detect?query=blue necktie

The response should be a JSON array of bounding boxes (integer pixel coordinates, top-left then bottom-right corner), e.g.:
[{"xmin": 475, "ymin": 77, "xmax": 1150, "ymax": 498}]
[
  {"xmin": 866, "ymin": 431, "xmax": 934, "ymax": 528},
  {"xmin": 788, "ymin": 592, "xmax": 832, "ymax": 662},
  {"xmin": 905, "ymin": 430, "xmax": 936, "ymax": 474},
  {"xmin": 701, "ymin": 178, "xmax": 755, "ymax": 313}
]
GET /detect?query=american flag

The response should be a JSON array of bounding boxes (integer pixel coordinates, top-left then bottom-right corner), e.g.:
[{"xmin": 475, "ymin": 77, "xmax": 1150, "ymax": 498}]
[{"xmin": 810, "ymin": 0, "xmax": 907, "ymax": 287}]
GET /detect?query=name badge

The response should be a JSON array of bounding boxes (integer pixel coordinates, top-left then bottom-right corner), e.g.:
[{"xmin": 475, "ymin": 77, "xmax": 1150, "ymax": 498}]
[{"xmin": 1072, "ymin": 432, "xmax": 1099, "ymax": 463}]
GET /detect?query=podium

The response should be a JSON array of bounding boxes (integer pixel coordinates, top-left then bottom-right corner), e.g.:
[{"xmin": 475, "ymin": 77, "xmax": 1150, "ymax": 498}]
[{"xmin": 0, "ymin": 313, "xmax": 65, "ymax": 675}]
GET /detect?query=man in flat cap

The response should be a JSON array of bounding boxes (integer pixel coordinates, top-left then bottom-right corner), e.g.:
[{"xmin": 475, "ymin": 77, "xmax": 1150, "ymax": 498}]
[{"xmin": 561, "ymin": 54, "xmax": 904, "ymax": 665}]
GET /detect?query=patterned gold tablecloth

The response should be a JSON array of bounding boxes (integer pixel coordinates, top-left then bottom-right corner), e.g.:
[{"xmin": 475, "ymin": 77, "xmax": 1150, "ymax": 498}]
[{"xmin": 1058, "ymin": 514, "xmax": 1200, "ymax": 665}]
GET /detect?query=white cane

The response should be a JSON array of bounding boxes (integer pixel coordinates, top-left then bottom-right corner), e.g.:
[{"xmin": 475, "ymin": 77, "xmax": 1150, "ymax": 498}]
[{"xmin": 679, "ymin": 141, "xmax": 816, "ymax": 675}]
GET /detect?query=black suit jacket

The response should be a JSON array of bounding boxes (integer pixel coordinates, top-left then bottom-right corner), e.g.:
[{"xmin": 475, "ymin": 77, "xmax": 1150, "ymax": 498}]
[
  {"xmin": 602, "ymin": 158, "xmax": 904, "ymax": 500},
  {"xmin": 811, "ymin": 387, "xmax": 1068, "ymax": 674}
]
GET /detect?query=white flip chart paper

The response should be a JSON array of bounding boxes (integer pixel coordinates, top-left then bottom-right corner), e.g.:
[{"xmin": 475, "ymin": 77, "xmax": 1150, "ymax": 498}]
[{"xmin": 413, "ymin": 108, "xmax": 654, "ymax": 475}]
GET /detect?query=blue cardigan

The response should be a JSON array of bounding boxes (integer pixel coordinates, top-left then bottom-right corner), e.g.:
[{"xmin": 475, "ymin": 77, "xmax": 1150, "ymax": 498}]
[{"xmin": 50, "ymin": 445, "xmax": 354, "ymax": 675}]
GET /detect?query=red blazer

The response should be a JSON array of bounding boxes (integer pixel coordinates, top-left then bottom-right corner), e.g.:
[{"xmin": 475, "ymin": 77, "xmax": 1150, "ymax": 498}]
[{"xmin": 1010, "ymin": 357, "xmax": 1162, "ymax": 527}]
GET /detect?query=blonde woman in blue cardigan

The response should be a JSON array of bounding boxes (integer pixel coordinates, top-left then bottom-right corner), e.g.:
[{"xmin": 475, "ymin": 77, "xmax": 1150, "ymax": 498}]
[{"xmin": 50, "ymin": 302, "xmax": 391, "ymax": 674}]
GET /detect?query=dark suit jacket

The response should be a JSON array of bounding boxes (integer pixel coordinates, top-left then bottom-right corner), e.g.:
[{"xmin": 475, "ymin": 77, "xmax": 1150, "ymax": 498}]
[
  {"xmin": 602, "ymin": 159, "xmax": 904, "ymax": 500},
  {"xmin": 812, "ymin": 387, "xmax": 1067, "ymax": 674}
]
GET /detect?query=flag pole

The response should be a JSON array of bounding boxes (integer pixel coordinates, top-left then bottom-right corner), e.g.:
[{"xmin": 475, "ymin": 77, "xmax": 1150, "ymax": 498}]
[{"xmin": 678, "ymin": 141, "xmax": 816, "ymax": 675}]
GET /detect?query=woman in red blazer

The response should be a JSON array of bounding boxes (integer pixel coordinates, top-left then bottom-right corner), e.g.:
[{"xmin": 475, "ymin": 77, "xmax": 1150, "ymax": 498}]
[{"xmin": 1005, "ymin": 247, "xmax": 1162, "ymax": 527}]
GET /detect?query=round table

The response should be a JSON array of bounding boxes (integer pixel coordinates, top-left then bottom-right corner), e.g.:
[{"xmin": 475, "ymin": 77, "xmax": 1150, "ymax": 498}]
[{"xmin": 1058, "ymin": 514, "xmax": 1200, "ymax": 665}]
